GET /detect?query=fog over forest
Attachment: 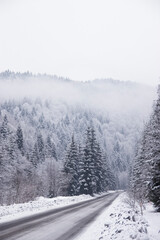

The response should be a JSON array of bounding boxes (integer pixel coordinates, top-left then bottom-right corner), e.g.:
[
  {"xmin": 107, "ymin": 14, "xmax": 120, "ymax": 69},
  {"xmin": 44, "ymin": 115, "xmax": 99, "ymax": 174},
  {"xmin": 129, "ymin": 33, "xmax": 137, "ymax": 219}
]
[
  {"xmin": 0, "ymin": 0, "xmax": 160, "ymax": 238},
  {"xmin": 0, "ymin": 71, "xmax": 155, "ymax": 112},
  {"xmin": 0, "ymin": 71, "xmax": 157, "ymax": 203}
]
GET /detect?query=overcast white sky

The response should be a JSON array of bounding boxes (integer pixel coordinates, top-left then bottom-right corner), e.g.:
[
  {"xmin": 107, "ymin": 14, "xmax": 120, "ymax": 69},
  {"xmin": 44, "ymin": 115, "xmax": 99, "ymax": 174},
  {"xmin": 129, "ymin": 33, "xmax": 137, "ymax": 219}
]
[{"xmin": 0, "ymin": 0, "xmax": 159, "ymax": 85}]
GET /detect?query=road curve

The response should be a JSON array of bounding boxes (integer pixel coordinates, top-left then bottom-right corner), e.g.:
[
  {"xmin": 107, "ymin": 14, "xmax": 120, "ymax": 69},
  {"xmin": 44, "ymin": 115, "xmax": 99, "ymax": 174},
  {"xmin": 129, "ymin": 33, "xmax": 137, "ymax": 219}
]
[{"xmin": 0, "ymin": 192, "xmax": 119, "ymax": 240}]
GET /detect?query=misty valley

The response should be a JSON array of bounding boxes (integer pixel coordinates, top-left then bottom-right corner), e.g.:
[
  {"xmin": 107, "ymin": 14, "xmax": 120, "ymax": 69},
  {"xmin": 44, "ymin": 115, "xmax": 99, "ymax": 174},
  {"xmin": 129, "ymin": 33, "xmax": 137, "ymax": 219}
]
[
  {"xmin": 0, "ymin": 70, "xmax": 160, "ymax": 240},
  {"xmin": 0, "ymin": 70, "xmax": 156, "ymax": 204},
  {"xmin": 0, "ymin": 1, "xmax": 159, "ymax": 239}
]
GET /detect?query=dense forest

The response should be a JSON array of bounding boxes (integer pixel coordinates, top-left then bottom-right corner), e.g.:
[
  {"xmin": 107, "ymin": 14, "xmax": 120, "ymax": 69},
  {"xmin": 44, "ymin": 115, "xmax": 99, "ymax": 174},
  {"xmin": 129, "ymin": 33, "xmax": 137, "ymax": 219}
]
[
  {"xmin": 0, "ymin": 71, "xmax": 156, "ymax": 205},
  {"xmin": 130, "ymin": 86, "xmax": 160, "ymax": 212}
]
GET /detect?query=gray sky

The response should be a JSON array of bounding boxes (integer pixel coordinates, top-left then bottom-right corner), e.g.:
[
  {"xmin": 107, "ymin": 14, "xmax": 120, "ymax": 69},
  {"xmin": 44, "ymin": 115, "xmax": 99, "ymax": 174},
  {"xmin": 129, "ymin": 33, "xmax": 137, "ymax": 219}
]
[{"xmin": 0, "ymin": 0, "xmax": 159, "ymax": 85}]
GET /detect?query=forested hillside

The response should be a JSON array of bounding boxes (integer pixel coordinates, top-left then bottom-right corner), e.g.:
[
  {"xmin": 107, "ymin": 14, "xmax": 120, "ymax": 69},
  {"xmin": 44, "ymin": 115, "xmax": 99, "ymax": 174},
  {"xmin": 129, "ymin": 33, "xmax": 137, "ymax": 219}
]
[
  {"xmin": 130, "ymin": 85, "xmax": 160, "ymax": 212},
  {"xmin": 0, "ymin": 71, "xmax": 156, "ymax": 204}
]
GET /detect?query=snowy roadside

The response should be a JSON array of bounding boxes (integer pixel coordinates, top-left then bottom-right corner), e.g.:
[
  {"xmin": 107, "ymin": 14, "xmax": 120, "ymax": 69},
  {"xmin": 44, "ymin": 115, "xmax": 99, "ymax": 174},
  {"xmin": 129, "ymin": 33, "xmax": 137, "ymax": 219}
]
[
  {"xmin": 75, "ymin": 192, "xmax": 160, "ymax": 240},
  {"xmin": 144, "ymin": 203, "xmax": 160, "ymax": 240},
  {"xmin": 0, "ymin": 192, "xmax": 112, "ymax": 224}
]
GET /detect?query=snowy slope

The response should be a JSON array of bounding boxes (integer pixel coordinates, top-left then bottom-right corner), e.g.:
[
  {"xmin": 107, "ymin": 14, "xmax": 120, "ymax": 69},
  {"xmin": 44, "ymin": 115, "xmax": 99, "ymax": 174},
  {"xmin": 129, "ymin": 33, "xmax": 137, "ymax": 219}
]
[
  {"xmin": 0, "ymin": 71, "xmax": 156, "ymax": 175},
  {"xmin": 0, "ymin": 194, "xmax": 94, "ymax": 223}
]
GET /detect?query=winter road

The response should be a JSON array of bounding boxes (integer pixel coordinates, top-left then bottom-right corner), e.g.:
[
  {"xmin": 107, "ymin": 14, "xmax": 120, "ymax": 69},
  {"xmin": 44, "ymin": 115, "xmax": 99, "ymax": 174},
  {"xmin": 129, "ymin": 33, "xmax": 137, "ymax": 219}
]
[{"xmin": 0, "ymin": 192, "xmax": 119, "ymax": 240}]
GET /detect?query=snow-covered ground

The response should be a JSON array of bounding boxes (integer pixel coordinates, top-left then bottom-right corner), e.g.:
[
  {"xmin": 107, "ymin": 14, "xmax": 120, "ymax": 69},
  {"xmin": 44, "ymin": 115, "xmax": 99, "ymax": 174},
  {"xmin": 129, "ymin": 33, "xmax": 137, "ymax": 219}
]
[
  {"xmin": 0, "ymin": 192, "xmax": 159, "ymax": 240},
  {"xmin": 144, "ymin": 203, "xmax": 160, "ymax": 240},
  {"xmin": 0, "ymin": 194, "xmax": 94, "ymax": 223},
  {"xmin": 75, "ymin": 192, "xmax": 160, "ymax": 240}
]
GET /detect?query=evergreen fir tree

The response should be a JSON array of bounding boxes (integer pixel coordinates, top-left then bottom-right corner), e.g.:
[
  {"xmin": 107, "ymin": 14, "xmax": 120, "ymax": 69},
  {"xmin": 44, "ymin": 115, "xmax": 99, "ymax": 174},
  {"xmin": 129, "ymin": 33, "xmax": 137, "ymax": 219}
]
[
  {"xmin": 31, "ymin": 143, "xmax": 40, "ymax": 168},
  {"xmin": 0, "ymin": 115, "xmax": 9, "ymax": 139},
  {"xmin": 130, "ymin": 86, "xmax": 160, "ymax": 211},
  {"xmin": 46, "ymin": 135, "xmax": 57, "ymax": 160},
  {"xmin": 113, "ymin": 141, "xmax": 123, "ymax": 172},
  {"xmin": 37, "ymin": 133, "xmax": 45, "ymax": 162},
  {"xmin": 78, "ymin": 144, "xmax": 86, "ymax": 195},
  {"xmin": 16, "ymin": 125, "xmax": 24, "ymax": 155},
  {"xmin": 64, "ymin": 135, "xmax": 79, "ymax": 195},
  {"xmin": 78, "ymin": 127, "xmax": 105, "ymax": 195},
  {"xmin": 82, "ymin": 127, "xmax": 95, "ymax": 195},
  {"xmin": 8, "ymin": 135, "xmax": 17, "ymax": 162},
  {"xmin": 94, "ymin": 142, "xmax": 103, "ymax": 193},
  {"xmin": 147, "ymin": 88, "xmax": 160, "ymax": 211},
  {"xmin": 130, "ymin": 124, "xmax": 151, "ymax": 209}
]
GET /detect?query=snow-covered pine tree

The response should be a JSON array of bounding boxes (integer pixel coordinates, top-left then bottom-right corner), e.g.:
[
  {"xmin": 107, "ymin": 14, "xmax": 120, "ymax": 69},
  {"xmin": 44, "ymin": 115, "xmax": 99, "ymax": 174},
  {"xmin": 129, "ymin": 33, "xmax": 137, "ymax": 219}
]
[
  {"xmin": 131, "ymin": 86, "xmax": 160, "ymax": 211},
  {"xmin": 147, "ymin": 87, "xmax": 160, "ymax": 211},
  {"xmin": 16, "ymin": 125, "xmax": 24, "ymax": 155},
  {"xmin": 130, "ymin": 130, "xmax": 149, "ymax": 209},
  {"xmin": 113, "ymin": 140, "xmax": 123, "ymax": 172},
  {"xmin": 30, "ymin": 143, "xmax": 40, "ymax": 168},
  {"xmin": 64, "ymin": 135, "xmax": 79, "ymax": 196},
  {"xmin": 130, "ymin": 118, "xmax": 157, "ymax": 214},
  {"xmin": 78, "ymin": 127, "xmax": 105, "ymax": 195},
  {"xmin": 93, "ymin": 141, "xmax": 104, "ymax": 193},
  {"xmin": 45, "ymin": 158, "xmax": 59, "ymax": 198},
  {"xmin": 106, "ymin": 165, "xmax": 116, "ymax": 190},
  {"xmin": 101, "ymin": 154, "xmax": 116, "ymax": 191},
  {"xmin": 90, "ymin": 127, "xmax": 99, "ymax": 193},
  {"xmin": 45, "ymin": 135, "xmax": 57, "ymax": 160},
  {"xmin": 78, "ymin": 144, "xmax": 86, "ymax": 195},
  {"xmin": 82, "ymin": 127, "xmax": 95, "ymax": 195},
  {"xmin": 0, "ymin": 115, "xmax": 9, "ymax": 139},
  {"xmin": 37, "ymin": 133, "xmax": 45, "ymax": 162}
]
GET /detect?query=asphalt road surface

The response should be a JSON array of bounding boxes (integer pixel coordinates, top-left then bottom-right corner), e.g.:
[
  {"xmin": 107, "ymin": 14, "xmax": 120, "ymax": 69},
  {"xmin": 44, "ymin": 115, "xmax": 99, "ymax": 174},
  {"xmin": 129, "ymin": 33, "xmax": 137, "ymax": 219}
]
[{"xmin": 0, "ymin": 192, "xmax": 119, "ymax": 240}]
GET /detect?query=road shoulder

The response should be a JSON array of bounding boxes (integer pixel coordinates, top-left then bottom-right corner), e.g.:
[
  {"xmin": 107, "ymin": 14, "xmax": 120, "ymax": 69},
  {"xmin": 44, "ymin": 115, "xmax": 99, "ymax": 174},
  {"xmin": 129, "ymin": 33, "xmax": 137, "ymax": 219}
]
[{"xmin": 75, "ymin": 192, "xmax": 160, "ymax": 240}]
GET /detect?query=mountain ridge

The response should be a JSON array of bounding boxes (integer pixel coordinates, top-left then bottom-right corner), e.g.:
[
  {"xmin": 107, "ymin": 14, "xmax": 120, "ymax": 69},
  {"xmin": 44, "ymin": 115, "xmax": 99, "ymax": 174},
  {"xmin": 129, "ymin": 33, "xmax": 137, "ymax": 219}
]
[{"xmin": 0, "ymin": 70, "xmax": 153, "ymax": 88}]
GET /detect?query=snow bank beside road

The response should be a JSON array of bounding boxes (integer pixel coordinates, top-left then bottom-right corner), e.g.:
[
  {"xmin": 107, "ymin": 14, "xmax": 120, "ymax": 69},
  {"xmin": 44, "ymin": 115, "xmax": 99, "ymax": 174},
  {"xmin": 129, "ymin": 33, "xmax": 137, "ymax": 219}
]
[
  {"xmin": 1, "ymin": 192, "xmax": 159, "ymax": 240},
  {"xmin": 0, "ymin": 194, "xmax": 94, "ymax": 223},
  {"xmin": 144, "ymin": 203, "xmax": 160, "ymax": 240},
  {"xmin": 76, "ymin": 192, "xmax": 160, "ymax": 240}
]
